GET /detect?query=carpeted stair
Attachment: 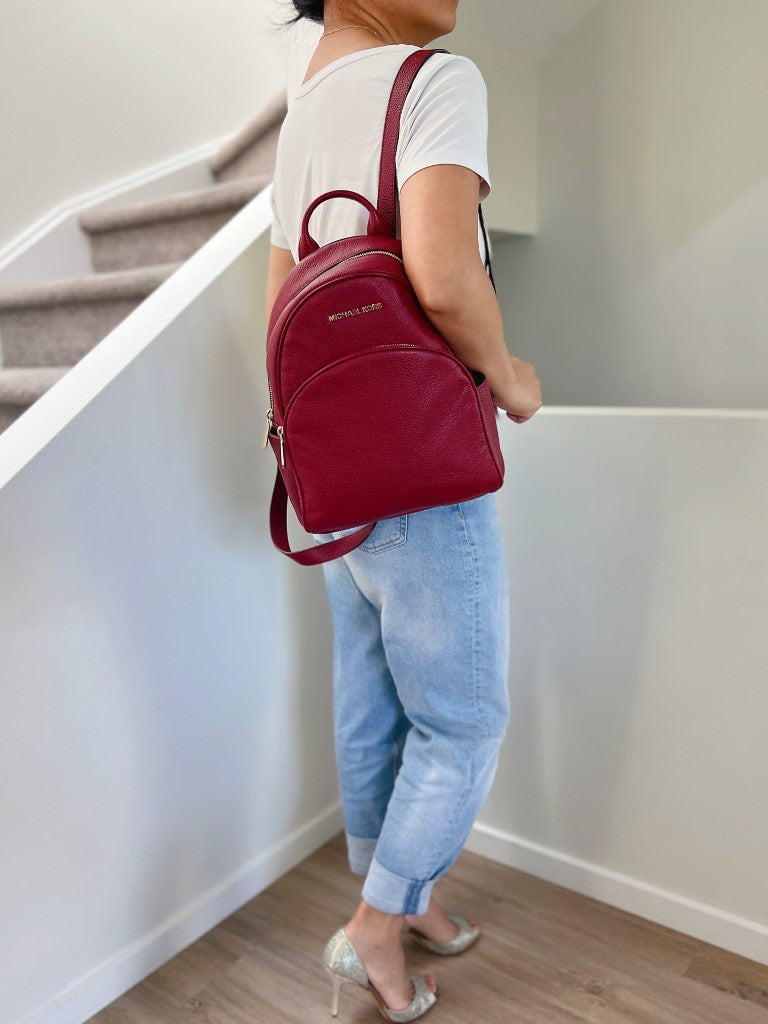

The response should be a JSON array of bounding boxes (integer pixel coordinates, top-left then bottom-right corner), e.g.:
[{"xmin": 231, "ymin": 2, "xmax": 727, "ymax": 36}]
[{"xmin": 0, "ymin": 89, "xmax": 287, "ymax": 436}]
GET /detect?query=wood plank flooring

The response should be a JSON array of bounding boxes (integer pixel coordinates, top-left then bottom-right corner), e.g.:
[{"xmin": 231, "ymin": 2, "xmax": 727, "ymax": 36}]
[{"xmin": 87, "ymin": 831, "xmax": 768, "ymax": 1023}]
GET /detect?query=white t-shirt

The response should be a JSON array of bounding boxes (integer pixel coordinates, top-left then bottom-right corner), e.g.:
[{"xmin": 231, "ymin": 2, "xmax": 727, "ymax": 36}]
[{"xmin": 269, "ymin": 43, "xmax": 492, "ymax": 264}]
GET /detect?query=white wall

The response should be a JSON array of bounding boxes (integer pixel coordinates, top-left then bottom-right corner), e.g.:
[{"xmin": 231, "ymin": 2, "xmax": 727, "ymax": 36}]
[
  {"xmin": 451, "ymin": 27, "xmax": 538, "ymax": 235},
  {"xmin": 492, "ymin": 0, "xmax": 768, "ymax": 408},
  {"xmin": 0, "ymin": 194, "xmax": 343, "ymax": 1024},
  {"xmin": 4, "ymin": 385, "xmax": 768, "ymax": 1024},
  {"xmin": 470, "ymin": 406, "xmax": 768, "ymax": 966},
  {"xmin": 460, "ymin": 0, "xmax": 768, "ymax": 966},
  {"xmin": 0, "ymin": 0, "xmax": 289, "ymax": 249}
]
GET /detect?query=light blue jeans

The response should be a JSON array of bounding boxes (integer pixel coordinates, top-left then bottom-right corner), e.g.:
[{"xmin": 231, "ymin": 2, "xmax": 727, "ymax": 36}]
[{"xmin": 312, "ymin": 491, "xmax": 510, "ymax": 916}]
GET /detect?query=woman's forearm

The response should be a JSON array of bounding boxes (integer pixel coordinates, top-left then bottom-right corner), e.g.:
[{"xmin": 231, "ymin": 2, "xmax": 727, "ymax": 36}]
[{"xmin": 418, "ymin": 261, "xmax": 517, "ymax": 400}]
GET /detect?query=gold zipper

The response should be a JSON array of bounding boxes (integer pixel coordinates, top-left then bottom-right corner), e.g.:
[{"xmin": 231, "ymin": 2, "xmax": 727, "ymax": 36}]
[
  {"xmin": 266, "ymin": 411, "xmax": 286, "ymax": 468},
  {"xmin": 365, "ymin": 343, "xmax": 418, "ymax": 349},
  {"xmin": 262, "ymin": 407, "xmax": 273, "ymax": 448},
  {"xmin": 329, "ymin": 248, "xmax": 404, "ymax": 269}
]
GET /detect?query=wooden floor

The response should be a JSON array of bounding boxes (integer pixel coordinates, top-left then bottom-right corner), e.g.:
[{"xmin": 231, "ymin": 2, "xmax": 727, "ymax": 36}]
[{"xmin": 88, "ymin": 831, "xmax": 768, "ymax": 1023}]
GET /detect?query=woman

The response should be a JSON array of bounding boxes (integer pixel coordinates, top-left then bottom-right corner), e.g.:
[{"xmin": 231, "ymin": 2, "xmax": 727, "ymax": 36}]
[{"xmin": 265, "ymin": 1, "xmax": 542, "ymax": 1019}]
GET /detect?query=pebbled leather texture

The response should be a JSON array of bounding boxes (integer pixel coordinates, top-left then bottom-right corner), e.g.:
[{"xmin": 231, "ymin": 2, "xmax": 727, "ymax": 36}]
[{"xmin": 265, "ymin": 47, "xmax": 504, "ymax": 565}]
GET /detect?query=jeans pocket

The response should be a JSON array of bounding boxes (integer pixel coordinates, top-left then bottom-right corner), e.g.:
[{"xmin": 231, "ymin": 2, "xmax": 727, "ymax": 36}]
[
  {"xmin": 313, "ymin": 515, "xmax": 408, "ymax": 552},
  {"xmin": 358, "ymin": 514, "xmax": 408, "ymax": 552}
]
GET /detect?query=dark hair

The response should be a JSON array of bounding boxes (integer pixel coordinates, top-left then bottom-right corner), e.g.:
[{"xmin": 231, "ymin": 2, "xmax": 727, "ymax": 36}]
[{"xmin": 285, "ymin": 0, "xmax": 325, "ymax": 26}]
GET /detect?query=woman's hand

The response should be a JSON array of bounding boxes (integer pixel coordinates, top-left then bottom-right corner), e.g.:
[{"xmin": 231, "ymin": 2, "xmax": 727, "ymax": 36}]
[{"xmin": 491, "ymin": 354, "xmax": 542, "ymax": 423}]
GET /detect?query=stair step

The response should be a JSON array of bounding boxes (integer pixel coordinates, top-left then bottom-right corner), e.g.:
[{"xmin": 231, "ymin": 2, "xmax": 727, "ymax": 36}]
[
  {"xmin": 0, "ymin": 262, "xmax": 181, "ymax": 368},
  {"xmin": 210, "ymin": 90, "xmax": 287, "ymax": 183},
  {"xmin": 0, "ymin": 261, "xmax": 181, "ymax": 310},
  {"xmin": 0, "ymin": 366, "xmax": 70, "ymax": 433},
  {"xmin": 0, "ymin": 96, "xmax": 283, "ymax": 439},
  {"xmin": 79, "ymin": 176, "xmax": 271, "ymax": 272},
  {"xmin": 79, "ymin": 176, "xmax": 270, "ymax": 232}
]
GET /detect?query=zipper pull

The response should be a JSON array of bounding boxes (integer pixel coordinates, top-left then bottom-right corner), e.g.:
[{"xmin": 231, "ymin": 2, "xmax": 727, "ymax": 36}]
[
  {"xmin": 262, "ymin": 409, "xmax": 273, "ymax": 448},
  {"xmin": 276, "ymin": 425, "xmax": 285, "ymax": 467}
]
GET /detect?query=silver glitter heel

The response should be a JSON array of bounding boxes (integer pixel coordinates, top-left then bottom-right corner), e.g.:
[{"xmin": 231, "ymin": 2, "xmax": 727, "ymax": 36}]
[
  {"xmin": 406, "ymin": 913, "xmax": 481, "ymax": 955},
  {"xmin": 322, "ymin": 925, "xmax": 438, "ymax": 1021}
]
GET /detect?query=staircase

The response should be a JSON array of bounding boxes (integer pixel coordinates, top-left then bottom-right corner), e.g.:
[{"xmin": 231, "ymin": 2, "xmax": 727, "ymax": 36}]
[{"xmin": 0, "ymin": 90, "xmax": 287, "ymax": 436}]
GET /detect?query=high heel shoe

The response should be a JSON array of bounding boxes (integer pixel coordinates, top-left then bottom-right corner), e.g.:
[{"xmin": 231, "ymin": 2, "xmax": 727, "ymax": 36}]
[
  {"xmin": 405, "ymin": 913, "xmax": 480, "ymax": 955},
  {"xmin": 322, "ymin": 925, "xmax": 439, "ymax": 1021}
]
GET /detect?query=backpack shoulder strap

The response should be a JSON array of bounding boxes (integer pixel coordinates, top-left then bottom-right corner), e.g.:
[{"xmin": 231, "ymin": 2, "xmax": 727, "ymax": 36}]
[
  {"xmin": 376, "ymin": 47, "xmax": 496, "ymax": 293},
  {"xmin": 376, "ymin": 47, "xmax": 450, "ymax": 236}
]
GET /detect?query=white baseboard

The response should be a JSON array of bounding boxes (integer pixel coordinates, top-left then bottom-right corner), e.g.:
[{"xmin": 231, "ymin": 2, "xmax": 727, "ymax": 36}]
[
  {"xmin": 22, "ymin": 803, "xmax": 344, "ymax": 1024},
  {"xmin": 466, "ymin": 820, "xmax": 768, "ymax": 966},
  {"xmin": 22, "ymin": 804, "xmax": 768, "ymax": 1023}
]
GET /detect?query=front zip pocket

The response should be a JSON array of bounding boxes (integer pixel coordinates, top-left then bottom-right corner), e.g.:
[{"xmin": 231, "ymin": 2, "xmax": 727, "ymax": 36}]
[
  {"xmin": 281, "ymin": 344, "xmax": 501, "ymax": 529},
  {"xmin": 266, "ymin": 344, "xmax": 421, "ymax": 468}
]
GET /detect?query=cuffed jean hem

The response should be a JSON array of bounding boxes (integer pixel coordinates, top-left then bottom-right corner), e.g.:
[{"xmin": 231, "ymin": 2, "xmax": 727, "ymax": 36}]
[
  {"xmin": 347, "ymin": 833, "xmax": 378, "ymax": 876},
  {"xmin": 361, "ymin": 853, "xmax": 435, "ymax": 915}
]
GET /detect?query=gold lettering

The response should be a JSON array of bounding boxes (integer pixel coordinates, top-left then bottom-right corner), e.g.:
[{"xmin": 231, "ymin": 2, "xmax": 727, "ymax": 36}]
[{"xmin": 328, "ymin": 301, "xmax": 383, "ymax": 323}]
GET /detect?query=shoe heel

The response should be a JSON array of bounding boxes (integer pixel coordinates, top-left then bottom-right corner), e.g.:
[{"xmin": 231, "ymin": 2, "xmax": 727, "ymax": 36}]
[
  {"xmin": 322, "ymin": 925, "xmax": 438, "ymax": 1021},
  {"xmin": 325, "ymin": 965, "xmax": 346, "ymax": 1017}
]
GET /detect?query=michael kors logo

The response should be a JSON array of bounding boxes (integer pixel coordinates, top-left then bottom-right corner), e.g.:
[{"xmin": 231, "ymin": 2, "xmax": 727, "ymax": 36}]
[{"xmin": 328, "ymin": 301, "xmax": 383, "ymax": 322}]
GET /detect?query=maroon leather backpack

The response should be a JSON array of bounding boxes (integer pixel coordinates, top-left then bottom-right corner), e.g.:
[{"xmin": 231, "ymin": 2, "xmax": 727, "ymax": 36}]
[{"xmin": 264, "ymin": 47, "xmax": 504, "ymax": 566}]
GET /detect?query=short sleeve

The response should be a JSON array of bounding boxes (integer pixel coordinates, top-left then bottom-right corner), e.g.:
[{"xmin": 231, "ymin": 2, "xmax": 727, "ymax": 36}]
[
  {"xmin": 269, "ymin": 181, "xmax": 291, "ymax": 250},
  {"xmin": 396, "ymin": 55, "xmax": 491, "ymax": 202}
]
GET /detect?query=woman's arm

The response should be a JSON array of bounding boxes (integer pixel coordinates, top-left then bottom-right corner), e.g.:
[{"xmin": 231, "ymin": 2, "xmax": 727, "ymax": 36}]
[
  {"xmin": 265, "ymin": 244, "xmax": 296, "ymax": 328},
  {"xmin": 399, "ymin": 163, "xmax": 541, "ymax": 422},
  {"xmin": 264, "ymin": 168, "xmax": 541, "ymax": 422}
]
